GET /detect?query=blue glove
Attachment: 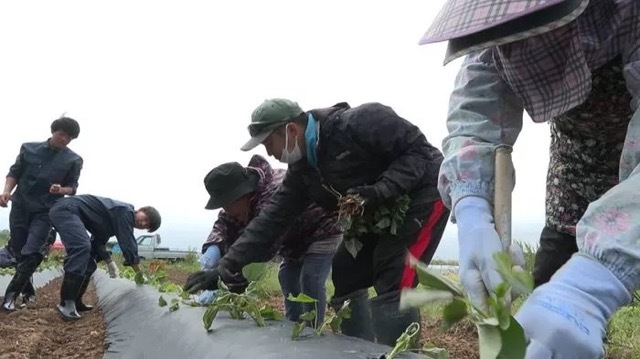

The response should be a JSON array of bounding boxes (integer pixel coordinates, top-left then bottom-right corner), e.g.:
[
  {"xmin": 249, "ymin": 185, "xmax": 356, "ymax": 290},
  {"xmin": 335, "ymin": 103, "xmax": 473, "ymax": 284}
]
[
  {"xmin": 515, "ymin": 255, "xmax": 631, "ymax": 358},
  {"xmin": 198, "ymin": 290, "xmax": 217, "ymax": 305},
  {"xmin": 455, "ymin": 196, "xmax": 524, "ymax": 312},
  {"xmin": 200, "ymin": 245, "xmax": 222, "ymax": 270}
]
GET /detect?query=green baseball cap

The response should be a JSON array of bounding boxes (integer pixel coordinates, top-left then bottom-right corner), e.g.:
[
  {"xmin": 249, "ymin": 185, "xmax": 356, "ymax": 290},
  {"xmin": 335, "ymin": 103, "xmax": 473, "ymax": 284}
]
[{"xmin": 241, "ymin": 98, "xmax": 304, "ymax": 151}]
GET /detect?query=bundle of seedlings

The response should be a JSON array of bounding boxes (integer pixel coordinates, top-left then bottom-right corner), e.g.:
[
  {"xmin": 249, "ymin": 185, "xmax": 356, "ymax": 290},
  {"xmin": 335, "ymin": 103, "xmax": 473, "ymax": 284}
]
[{"xmin": 329, "ymin": 186, "xmax": 411, "ymax": 256}]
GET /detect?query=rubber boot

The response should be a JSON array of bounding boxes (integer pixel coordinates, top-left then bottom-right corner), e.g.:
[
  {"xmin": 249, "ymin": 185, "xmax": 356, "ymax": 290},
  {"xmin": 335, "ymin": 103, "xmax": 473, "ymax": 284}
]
[
  {"xmin": 75, "ymin": 276, "xmax": 93, "ymax": 312},
  {"xmin": 20, "ymin": 277, "xmax": 37, "ymax": 308},
  {"xmin": 1, "ymin": 291, "xmax": 19, "ymax": 312},
  {"xmin": 330, "ymin": 289, "xmax": 375, "ymax": 342},
  {"xmin": 370, "ymin": 291, "xmax": 421, "ymax": 347},
  {"xmin": 2, "ymin": 256, "xmax": 39, "ymax": 312},
  {"xmin": 57, "ymin": 272, "xmax": 84, "ymax": 321}
]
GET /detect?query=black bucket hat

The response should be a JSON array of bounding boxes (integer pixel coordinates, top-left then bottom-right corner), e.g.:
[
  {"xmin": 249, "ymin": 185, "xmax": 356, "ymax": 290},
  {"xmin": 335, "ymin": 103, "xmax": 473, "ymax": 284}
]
[{"xmin": 204, "ymin": 162, "xmax": 259, "ymax": 210}]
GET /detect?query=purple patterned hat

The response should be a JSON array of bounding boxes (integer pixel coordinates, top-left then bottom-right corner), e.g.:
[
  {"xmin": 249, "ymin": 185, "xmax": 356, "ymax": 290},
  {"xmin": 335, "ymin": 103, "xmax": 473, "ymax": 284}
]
[{"xmin": 419, "ymin": 0, "xmax": 589, "ymax": 64}]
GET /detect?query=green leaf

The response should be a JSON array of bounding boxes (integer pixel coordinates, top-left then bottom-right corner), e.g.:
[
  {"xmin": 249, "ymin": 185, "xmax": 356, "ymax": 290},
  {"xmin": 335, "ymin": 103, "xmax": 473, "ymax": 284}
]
[
  {"xmin": 134, "ymin": 271, "xmax": 145, "ymax": 285},
  {"xmin": 158, "ymin": 295, "xmax": 167, "ymax": 307},
  {"xmin": 496, "ymin": 317, "xmax": 526, "ymax": 359},
  {"xmin": 480, "ymin": 317, "xmax": 500, "ymax": 326},
  {"xmin": 375, "ymin": 217, "xmax": 391, "ymax": 229},
  {"xmin": 442, "ymin": 297, "xmax": 468, "ymax": 330},
  {"xmin": 493, "ymin": 252, "xmax": 533, "ymax": 296},
  {"xmin": 411, "ymin": 258, "xmax": 464, "ymax": 297},
  {"xmin": 259, "ymin": 305, "xmax": 283, "ymax": 320},
  {"xmin": 328, "ymin": 315, "xmax": 342, "ymax": 332},
  {"xmin": 287, "ymin": 293, "xmax": 318, "ymax": 304},
  {"xmin": 399, "ymin": 288, "xmax": 454, "ymax": 311},
  {"xmin": 493, "ymin": 282, "xmax": 510, "ymax": 300},
  {"xmin": 169, "ymin": 302, "xmax": 180, "ymax": 312},
  {"xmin": 203, "ymin": 305, "xmax": 219, "ymax": 331},
  {"xmin": 292, "ymin": 322, "xmax": 306, "ymax": 340},
  {"xmin": 477, "ymin": 324, "xmax": 502, "ymax": 359},
  {"xmin": 422, "ymin": 343, "xmax": 450, "ymax": 359},
  {"xmin": 242, "ymin": 263, "xmax": 268, "ymax": 282},
  {"xmin": 299, "ymin": 310, "xmax": 316, "ymax": 321},
  {"xmin": 248, "ymin": 305, "xmax": 266, "ymax": 327}
]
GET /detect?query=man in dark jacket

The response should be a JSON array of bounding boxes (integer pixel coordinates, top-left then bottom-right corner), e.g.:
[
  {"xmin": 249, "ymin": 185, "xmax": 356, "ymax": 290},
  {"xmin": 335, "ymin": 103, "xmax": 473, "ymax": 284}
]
[
  {"xmin": 1, "ymin": 116, "xmax": 83, "ymax": 311},
  {"xmin": 198, "ymin": 154, "xmax": 342, "ymax": 325},
  {"xmin": 48, "ymin": 194, "xmax": 161, "ymax": 320},
  {"xmin": 185, "ymin": 98, "xmax": 450, "ymax": 345}
]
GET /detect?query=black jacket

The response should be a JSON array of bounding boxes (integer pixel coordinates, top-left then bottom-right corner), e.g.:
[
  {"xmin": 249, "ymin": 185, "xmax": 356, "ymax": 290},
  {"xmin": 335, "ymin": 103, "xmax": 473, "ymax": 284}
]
[{"xmin": 222, "ymin": 102, "xmax": 443, "ymax": 271}]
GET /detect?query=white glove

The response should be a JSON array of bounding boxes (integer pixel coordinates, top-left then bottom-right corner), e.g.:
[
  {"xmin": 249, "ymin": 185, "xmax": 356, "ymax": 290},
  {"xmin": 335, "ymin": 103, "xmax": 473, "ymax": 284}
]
[
  {"xmin": 107, "ymin": 261, "xmax": 120, "ymax": 278},
  {"xmin": 455, "ymin": 196, "xmax": 524, "ymax": 312}
]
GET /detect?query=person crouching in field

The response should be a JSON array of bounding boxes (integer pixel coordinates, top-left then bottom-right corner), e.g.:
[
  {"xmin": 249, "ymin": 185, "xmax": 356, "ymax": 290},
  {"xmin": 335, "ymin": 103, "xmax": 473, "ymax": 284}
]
[{"xmin": 49, "ymin": 194, "xmax": 160, "ymax": 320}]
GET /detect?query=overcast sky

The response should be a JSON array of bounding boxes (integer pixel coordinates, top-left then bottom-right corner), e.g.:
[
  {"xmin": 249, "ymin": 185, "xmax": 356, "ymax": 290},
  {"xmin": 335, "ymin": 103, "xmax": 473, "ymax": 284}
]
[{"xmin": 0, "ymin": 0, "xmax": 551, "ymax": 259}]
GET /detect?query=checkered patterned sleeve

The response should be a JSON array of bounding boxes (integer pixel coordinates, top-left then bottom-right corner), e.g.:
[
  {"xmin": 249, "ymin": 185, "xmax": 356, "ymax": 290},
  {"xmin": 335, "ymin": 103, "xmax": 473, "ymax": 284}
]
[
  {"xmin": 201, "ymin": 211, "xmax": 234, "ymax": 253},
  {"xmin": 438, "ymin": 49, "xmax": 524, "ymax": 219},
  {"xmin": 577, "ymin": 32, "xmax": 640, "ymax": 292}
]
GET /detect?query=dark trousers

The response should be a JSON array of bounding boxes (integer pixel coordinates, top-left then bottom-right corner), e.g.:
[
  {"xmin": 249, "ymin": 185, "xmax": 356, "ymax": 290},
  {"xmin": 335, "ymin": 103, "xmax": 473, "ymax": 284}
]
[
  {"xmin": 49, "ymin": 202, "xmax": 96, "ymax": 276},
  {"xmin": 9, "ymin": 205, "xmax": 51, "ymax": 257},
  {"xmin": 6, "ymin": 205, "xmax": 51, "ymax": 296},
  {"xmin": 533, "ymin": 225, "xmax": 578, "ymax": 288},
  {"xmin": 332, "ymin": 198, "xmax": 449, "ymax": 298}
]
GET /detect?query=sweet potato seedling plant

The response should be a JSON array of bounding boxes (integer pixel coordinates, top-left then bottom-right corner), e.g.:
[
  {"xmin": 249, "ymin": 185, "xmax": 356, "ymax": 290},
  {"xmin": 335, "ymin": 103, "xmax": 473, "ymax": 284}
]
[
  {"xmin": 400, "ymin": 253, "xmax": 533, "ymax": 359},
  {"xmin": 287, "ymin": 293, "xmax": 351, "ymax": 339}
]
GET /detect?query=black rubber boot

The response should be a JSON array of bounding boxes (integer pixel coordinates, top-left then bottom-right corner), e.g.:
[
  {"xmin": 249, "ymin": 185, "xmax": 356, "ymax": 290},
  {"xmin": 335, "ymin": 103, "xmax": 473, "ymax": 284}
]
[
  {"xmin": 2, "ymin": 255, "xmax": 41, "ymax": 312},
  {"xmin": 330, "ymin": 289, "xmax": 375, "ymax": 342},
  {"xmin": 57, "ymin": 272, "xmax": 84, "ymax": 321},
  {"xmin": 20, "ymin": 277, "xmax": 37, "ymax": 308},
  {"xmin": 75, "ymin": 276, "xmax": 93, "ymax": 312},
  {"xmin": 370, "ymin": 291, "xmax": 421, "ymax": 347},
  {"xmin": 1, "ymin": 291, "xmax": 19, "ymax": 312}
]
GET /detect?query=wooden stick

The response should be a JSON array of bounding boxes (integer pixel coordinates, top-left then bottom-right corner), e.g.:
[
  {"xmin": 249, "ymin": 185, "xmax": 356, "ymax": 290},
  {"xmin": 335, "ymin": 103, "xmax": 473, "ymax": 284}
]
[{"xmin": 494, "ymin": 145, "xmax": 514, "ymax": 250}]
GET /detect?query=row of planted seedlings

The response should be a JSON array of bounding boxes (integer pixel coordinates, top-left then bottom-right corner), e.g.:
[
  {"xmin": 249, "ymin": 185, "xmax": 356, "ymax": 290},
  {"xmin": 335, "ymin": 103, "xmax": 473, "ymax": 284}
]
[{"xmin": 117, "ymin": 190, "xmax": 537, "ymax": 359}]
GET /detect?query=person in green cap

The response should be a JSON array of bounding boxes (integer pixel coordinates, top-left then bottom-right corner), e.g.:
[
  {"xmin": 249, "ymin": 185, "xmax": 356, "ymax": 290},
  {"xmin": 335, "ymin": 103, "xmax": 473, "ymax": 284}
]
[
  {"xmin": 185, "ymin": 98, "xmax": 450, "ymax": 346},
  {"xmin": 196, "ymin": 154, "xmax": 342, "ymax": 327}
]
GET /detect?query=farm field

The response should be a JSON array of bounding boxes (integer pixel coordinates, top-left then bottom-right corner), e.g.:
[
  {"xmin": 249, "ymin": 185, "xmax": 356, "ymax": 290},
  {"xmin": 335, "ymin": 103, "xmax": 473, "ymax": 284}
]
[{"xmin": 0, "ymin": 246, "xmax": 639, "ymax": 358}]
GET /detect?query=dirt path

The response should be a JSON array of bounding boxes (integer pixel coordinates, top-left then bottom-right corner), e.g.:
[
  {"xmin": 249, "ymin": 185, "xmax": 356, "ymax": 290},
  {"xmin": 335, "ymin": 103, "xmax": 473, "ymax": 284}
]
[{"xmin": 0, "ymin": 277, "xmax": 106, "ymax": 359}]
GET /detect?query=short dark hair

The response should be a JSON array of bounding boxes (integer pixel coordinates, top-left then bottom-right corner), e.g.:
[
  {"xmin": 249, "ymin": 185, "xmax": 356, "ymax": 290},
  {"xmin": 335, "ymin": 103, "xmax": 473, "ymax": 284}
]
[
  {"xmin": 139, "ymin": 206, "xmax": 161, "ymax": 232},
  {"xmin": 51, "ymin": 117, "xmax": 80, "ymax": 139}
]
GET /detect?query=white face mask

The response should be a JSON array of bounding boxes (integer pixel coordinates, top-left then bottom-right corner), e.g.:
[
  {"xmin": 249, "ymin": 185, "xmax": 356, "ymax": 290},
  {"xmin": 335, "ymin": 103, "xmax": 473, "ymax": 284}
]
[{"xmin": 279, "ymin": 124, "xmax": 303, "ymax": 164}]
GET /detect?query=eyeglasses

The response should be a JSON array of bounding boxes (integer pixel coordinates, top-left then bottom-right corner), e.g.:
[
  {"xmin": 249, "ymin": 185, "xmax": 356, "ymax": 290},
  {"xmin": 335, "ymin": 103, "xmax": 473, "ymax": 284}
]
[{"xmin": 248, "ymin": 121, "xmax": 286, "ymax": 137}]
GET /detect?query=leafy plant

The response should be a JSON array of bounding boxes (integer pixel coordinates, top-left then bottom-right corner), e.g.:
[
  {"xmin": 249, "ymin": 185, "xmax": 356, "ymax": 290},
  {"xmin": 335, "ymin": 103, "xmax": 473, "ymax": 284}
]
[
  {"xmin": 383, "ymin": 322, "xmax": 421, "ymax": 359},
  {"xmin": 287, "ymin": 293, "xmax": 352, "ymax": 339},
  {"xmin": 202, "ymin": 279, "xmax": 282, "ymax": 331},
  {"xmin": 325, "ymin": 185, "xmax": 411, "ymax": 257},
  {"xmin": 422, "ymin": 343, "xmax": 449, "ymax": 359},
  {"xmin": 400, "ymin": 254, "xmax": 533, "ymax": 359},
  {"xmin": 120, "ymin": 265, "xmax": 194, "ymax": 313}
]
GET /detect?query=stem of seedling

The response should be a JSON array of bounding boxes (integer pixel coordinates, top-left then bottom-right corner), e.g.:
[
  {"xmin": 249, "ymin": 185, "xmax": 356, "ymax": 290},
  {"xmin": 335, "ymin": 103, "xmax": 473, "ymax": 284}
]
[{"xmin": 385, "ymin": 322, "xmax": 421, "ymax": 359}]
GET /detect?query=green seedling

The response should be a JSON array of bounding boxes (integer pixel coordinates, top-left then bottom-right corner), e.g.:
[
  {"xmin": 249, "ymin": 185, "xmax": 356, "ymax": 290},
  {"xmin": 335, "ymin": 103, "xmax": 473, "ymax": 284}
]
[
  {"xmin": 325, "ymin": 184, "xmax": 411, "ymax": 257},
  {"xmin": 422, "ymin": 343, "xmax": 450, "ymax": 359},
  {"xmin": 120, "ymin": 267, "xmax": 194, "ymax": 311},
  {"xmin": 288, "ymin": 293, "xmax": 351, "ymax": 340},
  {"xmin": 399, "ymin": 254, "xmax": 532, "ymax": 359},
  {"xmin": 383, "ymin": 322, "xmax": 421, "ymax": 359},
  {"xmin": 202, "ymin": 279, "xmax": 282, "ymax": 331}
]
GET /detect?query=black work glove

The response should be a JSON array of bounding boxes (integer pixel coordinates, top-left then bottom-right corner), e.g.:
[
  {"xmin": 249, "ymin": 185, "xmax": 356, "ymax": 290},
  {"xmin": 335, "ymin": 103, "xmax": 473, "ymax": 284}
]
[
  {"xmin": 184, "ymin": 269, "xmax": 220, "ymax": 293},
  {"xmin": 346, "ymin": 185, "xmax": 380, "ymax": 209},
  {"xmin": 184, "ymin": 265, "xmax": 248, "ymax": 294}
]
